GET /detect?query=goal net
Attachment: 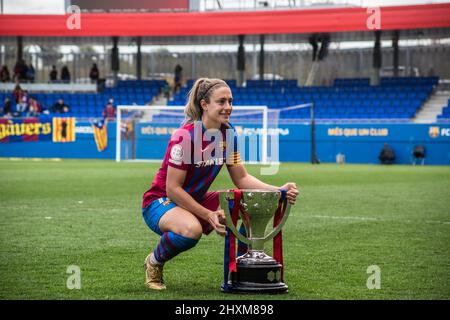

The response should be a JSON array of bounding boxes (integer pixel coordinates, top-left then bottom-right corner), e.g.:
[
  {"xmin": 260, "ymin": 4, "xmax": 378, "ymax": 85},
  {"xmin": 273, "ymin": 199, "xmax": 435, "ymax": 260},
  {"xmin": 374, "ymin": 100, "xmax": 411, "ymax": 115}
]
[{"xmin": 116, "ymin": 105, "xmax": 276, "ymax": 164}]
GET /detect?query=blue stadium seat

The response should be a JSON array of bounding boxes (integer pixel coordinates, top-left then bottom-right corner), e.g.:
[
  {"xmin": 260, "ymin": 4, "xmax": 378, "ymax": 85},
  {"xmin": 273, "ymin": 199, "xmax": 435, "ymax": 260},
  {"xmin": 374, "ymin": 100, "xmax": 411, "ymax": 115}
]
[{"xmin": 20, "ymin": 77, "xmax": 437, "ymax": 121}]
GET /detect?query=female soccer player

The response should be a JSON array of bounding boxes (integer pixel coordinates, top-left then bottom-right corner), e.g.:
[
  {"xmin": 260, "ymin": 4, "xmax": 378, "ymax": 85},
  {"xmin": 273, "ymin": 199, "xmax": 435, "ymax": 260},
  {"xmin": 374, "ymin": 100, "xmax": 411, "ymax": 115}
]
[{"xmin": 142, "ymin": 78, "xmax": 299, "ymax": 290}]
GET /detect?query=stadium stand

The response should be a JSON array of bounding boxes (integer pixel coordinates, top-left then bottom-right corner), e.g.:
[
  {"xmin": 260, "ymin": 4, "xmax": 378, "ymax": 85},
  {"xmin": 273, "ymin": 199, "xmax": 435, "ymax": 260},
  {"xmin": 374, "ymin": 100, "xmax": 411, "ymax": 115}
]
[
  {"xmin": 0, "ymin": 79, "xmax": 168, "ymax": 119},
  {"xmin": 168, "ymin": 76, "xmax": 439, "ymax": 121},
  {"xmin": 0, "ymin": 76, "xmax": 439, "ymax": 121}
]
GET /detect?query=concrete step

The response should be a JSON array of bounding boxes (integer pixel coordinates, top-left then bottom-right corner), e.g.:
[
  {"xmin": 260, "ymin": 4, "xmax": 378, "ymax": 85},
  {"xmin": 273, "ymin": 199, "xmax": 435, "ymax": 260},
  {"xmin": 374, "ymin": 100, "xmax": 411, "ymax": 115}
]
[
  {"xmin": 414, "ymin": 118, "xmax": 445, "ymax": 123},
  {"xmin": 428, "ymin": 100, "xmax": 449, "ymax": 103},
  {"xmin": 413, "ymin": 90, "xmax": 450, "ymax": 123},
  {"xmin": 419, "ymin": 113, "xmax": 444, "ymax": 116},
  {"xmin": 425, "ymin": 106, "xmax": 447, "ymax": 110},
  {"xmin": 422, "ymin": 106, "xmax": 447, "ymax": 110},
  {"xmin": 428, "ymin": 101, "xmax": 448, "ymax": 103}
]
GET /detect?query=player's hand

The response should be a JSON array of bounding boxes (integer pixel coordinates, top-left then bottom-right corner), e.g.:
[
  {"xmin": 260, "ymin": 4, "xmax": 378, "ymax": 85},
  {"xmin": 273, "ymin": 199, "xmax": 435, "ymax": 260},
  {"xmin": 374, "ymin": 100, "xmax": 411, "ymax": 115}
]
[
  {"xmin": 208, "ymin": 209, "xmax": 226, "ymax": 237},
  {"xmin": 280, "ymin": 182, "xmax": 299, "ymax": 205}
]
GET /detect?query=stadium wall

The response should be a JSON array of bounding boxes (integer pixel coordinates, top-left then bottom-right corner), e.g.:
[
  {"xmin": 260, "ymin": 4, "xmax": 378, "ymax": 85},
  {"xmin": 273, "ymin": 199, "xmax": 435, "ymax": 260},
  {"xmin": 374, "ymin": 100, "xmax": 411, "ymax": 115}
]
[{"xmin": 1, "ymin": 120, "xmax": 449, "ymax": 165}]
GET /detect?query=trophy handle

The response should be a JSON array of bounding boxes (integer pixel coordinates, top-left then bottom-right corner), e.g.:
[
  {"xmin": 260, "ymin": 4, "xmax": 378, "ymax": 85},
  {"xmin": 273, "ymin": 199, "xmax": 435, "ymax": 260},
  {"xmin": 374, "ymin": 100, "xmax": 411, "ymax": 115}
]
[
  {"xmin": 263, "ymin": 200, "xmax": 291, "ymax": 242},
  {"xmin": 220, "ymin": 195, "xmax": 252, "ymax": 245}
]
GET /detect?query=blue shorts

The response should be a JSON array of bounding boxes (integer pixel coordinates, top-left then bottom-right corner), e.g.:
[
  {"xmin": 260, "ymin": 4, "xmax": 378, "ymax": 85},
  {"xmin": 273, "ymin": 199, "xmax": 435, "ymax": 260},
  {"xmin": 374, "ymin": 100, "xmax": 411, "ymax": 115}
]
[{"xmin": 142, "ymin": 197, "xmax": 177, "ymax": 236}]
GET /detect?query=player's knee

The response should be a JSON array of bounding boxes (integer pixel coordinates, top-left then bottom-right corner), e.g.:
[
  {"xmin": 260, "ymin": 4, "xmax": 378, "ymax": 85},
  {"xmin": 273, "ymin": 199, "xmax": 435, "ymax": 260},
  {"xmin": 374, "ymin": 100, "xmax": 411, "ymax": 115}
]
[{"xmin": 180, "ymin": 220, "xmax": 203, "ymax": 240}]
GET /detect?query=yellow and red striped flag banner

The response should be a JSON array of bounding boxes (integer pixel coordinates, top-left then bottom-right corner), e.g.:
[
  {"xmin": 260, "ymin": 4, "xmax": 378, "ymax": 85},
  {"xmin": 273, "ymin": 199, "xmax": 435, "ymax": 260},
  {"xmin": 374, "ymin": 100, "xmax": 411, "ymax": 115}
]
[{"xmin": 52, "ymin": 117, "xmax": 76, "ymax": 143}]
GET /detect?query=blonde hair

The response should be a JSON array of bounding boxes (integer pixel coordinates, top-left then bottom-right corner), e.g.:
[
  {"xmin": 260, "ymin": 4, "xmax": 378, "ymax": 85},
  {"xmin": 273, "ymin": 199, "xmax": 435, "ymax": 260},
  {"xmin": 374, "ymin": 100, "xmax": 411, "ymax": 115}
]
[{"xmin": 184, "ymin": 78, "xmax": 229, "ymax": 123}]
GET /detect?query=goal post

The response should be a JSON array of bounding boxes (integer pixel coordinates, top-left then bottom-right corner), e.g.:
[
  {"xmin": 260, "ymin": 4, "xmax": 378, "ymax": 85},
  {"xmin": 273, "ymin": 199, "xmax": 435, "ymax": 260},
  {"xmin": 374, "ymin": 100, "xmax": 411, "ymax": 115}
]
[{"xmin": 115, "ymin": 105, "xmax": 270, "ymax": 163}]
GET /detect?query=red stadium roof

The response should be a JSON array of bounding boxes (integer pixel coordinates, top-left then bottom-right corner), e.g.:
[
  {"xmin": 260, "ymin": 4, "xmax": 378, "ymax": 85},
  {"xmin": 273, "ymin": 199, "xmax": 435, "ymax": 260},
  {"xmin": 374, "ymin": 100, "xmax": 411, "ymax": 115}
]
[{"xmin": 1, "ymin": 3, "xmax": 449, "ymax": 37}]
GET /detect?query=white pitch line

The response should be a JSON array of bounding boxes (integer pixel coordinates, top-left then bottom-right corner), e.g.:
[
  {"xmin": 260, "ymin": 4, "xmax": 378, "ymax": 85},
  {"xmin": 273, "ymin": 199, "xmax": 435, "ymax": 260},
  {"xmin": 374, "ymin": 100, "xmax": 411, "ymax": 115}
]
[
  {"xmin": 426, "ymin": 220, "xmax": 450, "ymax": 225},
  {"xmin": 311, "ymin": 215, "xmax": 379, "ymax": 221},
  {"xmin": 1, "ymin": 157, "xmax": 62, "ymax": 161},
  {"xmin": 308, "ymin": 215, "xmax": 450, "ymax": 225}
]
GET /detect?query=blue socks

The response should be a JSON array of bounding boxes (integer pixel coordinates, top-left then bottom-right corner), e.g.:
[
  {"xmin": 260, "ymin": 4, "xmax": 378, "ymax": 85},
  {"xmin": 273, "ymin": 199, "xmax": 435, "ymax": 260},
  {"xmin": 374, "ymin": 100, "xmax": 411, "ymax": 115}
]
[
  {"xmin": 153, "ymin": 226, "xmax": 246, "ymax": 264},
  {"xmin": 153, "ymin": 231, "xmax": 199, "ymax": 263}
]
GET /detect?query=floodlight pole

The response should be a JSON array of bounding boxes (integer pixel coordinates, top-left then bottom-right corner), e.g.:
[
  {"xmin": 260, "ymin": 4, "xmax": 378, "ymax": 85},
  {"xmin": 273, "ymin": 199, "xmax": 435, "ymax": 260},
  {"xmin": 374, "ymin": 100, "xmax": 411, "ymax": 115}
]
[{"xmin": 311, "ymin": 101, "xmax": 319, "ymax": 164}]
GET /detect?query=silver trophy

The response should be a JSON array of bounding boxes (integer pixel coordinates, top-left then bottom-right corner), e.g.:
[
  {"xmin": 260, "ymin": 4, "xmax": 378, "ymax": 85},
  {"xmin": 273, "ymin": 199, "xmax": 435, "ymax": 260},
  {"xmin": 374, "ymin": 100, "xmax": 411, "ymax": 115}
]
[{"xmin": 219, "ymin": 189, "xmax": 291, "ymax": 293}]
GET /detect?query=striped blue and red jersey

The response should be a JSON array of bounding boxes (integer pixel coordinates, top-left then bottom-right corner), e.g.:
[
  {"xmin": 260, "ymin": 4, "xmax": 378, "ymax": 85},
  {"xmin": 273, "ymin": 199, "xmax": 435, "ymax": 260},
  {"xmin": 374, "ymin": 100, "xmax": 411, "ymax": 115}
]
[{"xmin": 142, "ymin": 121, "xmax": 241, "ymax": 208}]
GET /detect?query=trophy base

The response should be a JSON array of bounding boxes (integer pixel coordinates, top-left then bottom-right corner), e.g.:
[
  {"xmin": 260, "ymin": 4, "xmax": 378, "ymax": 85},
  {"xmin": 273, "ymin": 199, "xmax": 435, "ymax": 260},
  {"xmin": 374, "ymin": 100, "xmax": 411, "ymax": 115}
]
[
  {"xmin": 222, "ymin": 282, "xmax": 288, "ymax": 294},
  {"xmin": 222, "ymin": 263, "xmax": 288, "ymax": 294}
]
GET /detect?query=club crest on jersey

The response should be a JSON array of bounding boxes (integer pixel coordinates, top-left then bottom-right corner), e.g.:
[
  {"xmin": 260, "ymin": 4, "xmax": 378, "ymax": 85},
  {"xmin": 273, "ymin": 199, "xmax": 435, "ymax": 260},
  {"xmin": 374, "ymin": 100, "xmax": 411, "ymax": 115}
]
[{"xmin": 169, "ymin": 144, "xmax": 183, "ymax": 165}]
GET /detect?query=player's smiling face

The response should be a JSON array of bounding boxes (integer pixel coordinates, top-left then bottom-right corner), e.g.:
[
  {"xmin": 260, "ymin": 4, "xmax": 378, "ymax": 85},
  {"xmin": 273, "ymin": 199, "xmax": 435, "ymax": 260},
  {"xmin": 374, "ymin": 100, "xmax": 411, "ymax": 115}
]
[{"xmin": 202, "ymin": 86, "xmax": 233, "ymax": 126}]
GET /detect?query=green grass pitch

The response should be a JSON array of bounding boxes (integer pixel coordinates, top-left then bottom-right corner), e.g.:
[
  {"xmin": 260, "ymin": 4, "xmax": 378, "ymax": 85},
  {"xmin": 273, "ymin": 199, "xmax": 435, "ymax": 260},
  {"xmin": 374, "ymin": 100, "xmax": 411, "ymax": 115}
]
[{"xmin": 0, "ymin": 159, "xmax": 449, "ymax": 300}]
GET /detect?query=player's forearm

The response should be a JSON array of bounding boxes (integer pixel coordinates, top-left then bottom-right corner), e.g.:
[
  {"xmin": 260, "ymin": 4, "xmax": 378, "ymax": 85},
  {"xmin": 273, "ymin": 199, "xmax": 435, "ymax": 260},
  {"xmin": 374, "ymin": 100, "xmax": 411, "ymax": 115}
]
[
  {"xmin": 234, "ymin": 173, "xmax": 278, "ymax": 191},
  {"xmin": 167, "ymin": 186, "xmax": 212, "ymax": 220}
]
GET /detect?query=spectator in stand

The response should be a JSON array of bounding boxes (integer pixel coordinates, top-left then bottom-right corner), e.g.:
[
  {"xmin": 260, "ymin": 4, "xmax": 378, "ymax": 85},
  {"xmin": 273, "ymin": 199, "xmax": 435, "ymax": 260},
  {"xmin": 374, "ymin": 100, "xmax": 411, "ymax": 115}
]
[
  {"xmin": 13, "ymin": 84, "xmax": 25, "ymax": 103},
  {"xmin": 27, "ymin": 96, "xmax": 41, "ymax": 117},
  {"xmin": 173, "ymin": 64, "xmax": 183, "ymax": 94},
  {"xmin": 163, "ymin": 83, "xmax": 171, "ymax": 100},
  {"xmin": 52, "ymin": 99, "xmax": 70, "ymax": 114},
  {"xmin": 89, "ymin": 63, "xmax": 100, "ymax": 83},
  {"xmin": 107, "ymin": 96, "xmax": 114, "ymax": 106},
  {"xmin": 13, "ymin": 61, "xmax": 21, "ymax": 81},
  {"xmin": 26, "ymin": 63, "xmax": 35, "ymax": 82},
  {"xmin": 15, "ymin": 95, "xmax": 29, "ymax": 116},
  {"xmin": 49, "ymin": 65, "xmax": 58, "ymax": 82},
  {"xmin": 102, "ymin": 102, "xmax": 116, "ymax": 119},
  {"xmin": 13, "ymin": 59, "xmax": 27, "ymax": 82},
  {"xmin": 1, "ymin": 97, "xmax": 12, "ymax": 117},
  {"xmin": 61, "ymin": 65, "xmax": 71, "ymax": 83},
  {"xmin": 0, "ymin": 65, "xmax": 11, "ymax": 82}
]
